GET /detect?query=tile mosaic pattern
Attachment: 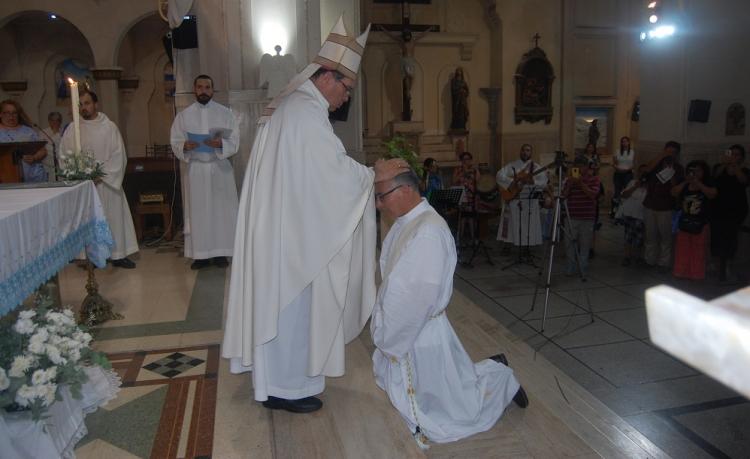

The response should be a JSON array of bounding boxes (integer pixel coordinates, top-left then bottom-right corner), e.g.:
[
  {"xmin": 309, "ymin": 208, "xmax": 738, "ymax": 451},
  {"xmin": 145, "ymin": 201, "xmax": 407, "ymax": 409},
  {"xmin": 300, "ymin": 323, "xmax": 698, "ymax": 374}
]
[
  {"xmin": 455, "ymin": 219, "xmax": 750, "ymax": 459},
  {"xmin": 76, "ymin": 344, "xmax": 219, "ymax": 459},
  {"xmin": 143, "ymin": 352, "xmax": 206, "ymax": 378}
]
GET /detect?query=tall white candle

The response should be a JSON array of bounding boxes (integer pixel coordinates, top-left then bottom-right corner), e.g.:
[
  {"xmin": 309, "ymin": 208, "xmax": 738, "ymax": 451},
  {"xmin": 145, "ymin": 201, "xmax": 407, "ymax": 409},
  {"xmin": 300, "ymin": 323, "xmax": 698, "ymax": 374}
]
[{"xmin": 68, "ymin": 78, "xmax": 81, "ymax": 153}]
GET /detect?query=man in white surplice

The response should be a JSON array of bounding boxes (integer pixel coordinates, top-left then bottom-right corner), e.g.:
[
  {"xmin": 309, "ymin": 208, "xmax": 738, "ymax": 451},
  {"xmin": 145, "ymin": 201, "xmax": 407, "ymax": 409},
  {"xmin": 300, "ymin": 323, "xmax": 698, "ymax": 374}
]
[
  {"xmin": 170, "ymin": 74, "xmax": 239, "ymax": 269},
  {"xmin": 371, "ymin": 159, "xmax": 528, "ymax": 448},
  {"xmin": 222, "ymin": 17, "xmax": 376, "ymax": 414},
  {"xmin": 59, "ymin": 90, "xmax": 138, "ymax": 268},
  {"xmin": 496, "ymin": 144, "xmax": 548, "ymax": 246}
]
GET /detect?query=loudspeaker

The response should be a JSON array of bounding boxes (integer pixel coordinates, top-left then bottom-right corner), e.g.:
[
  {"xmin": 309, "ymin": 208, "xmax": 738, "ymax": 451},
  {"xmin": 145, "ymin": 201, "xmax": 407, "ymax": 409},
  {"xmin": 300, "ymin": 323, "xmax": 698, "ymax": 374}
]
[
  {"xmin": 172, "ymin": 16, "xmax": 198, "ymax": 49},
  {"xmin": 688, "ymin": 99, "xmax": 711, "ymax": 123}
]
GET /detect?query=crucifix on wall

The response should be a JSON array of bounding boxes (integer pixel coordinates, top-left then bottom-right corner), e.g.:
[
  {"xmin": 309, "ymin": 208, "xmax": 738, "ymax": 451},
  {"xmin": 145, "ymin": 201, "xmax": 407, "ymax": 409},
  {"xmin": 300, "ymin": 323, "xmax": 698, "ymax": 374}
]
[{"xmin": 374, "ymin": 0, "xmax": 439, "ymax": 122}]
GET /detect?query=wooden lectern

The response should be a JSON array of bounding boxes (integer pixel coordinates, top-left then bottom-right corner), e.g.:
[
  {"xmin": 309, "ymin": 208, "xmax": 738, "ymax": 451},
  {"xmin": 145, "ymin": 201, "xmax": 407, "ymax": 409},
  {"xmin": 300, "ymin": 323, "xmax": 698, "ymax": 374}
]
[{"xmin": 0, "ymin": 141, "xmax": 47, "ymax": 183}]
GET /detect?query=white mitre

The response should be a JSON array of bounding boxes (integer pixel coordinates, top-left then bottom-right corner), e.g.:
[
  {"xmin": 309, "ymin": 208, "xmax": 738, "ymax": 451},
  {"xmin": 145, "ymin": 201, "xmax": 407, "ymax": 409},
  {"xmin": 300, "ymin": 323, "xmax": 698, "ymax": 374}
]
[{"xmin": 259, "ymin": 14, "xmax": 371, "ymax": 122}]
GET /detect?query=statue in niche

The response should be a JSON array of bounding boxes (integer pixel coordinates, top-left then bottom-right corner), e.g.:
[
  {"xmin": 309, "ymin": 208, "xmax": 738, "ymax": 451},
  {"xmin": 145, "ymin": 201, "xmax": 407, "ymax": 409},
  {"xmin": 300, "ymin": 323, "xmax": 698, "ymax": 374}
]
[
  {"xmin": 450, "ymin": 67, "xmax": 469, "ymax": 132},
  {"xmin": 514, "ymin": 34, "xmax": 555, "ymax": 124},
  {"xmin": 726, "ymin": 103, "xmax": 745, "ymax": 136},
  {"xmin": 259, "ymin": 45, "xmax": 296, "ymax": 99}
]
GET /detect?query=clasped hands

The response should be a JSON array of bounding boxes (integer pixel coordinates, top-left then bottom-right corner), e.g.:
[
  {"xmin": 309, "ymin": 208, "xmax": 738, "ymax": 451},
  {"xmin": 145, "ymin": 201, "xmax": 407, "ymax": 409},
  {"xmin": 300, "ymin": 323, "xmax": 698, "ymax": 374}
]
[{"xmin": 184, "ymin": 137, "xmax": 222, "ymax": 151}]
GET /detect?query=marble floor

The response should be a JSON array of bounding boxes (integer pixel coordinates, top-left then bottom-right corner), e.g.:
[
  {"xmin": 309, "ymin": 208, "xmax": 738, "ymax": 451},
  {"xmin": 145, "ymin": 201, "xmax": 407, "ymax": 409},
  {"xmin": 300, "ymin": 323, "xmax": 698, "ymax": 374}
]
[{"xmin": 54, "ymin": 219, "xmax": 748, "ymax": 458}]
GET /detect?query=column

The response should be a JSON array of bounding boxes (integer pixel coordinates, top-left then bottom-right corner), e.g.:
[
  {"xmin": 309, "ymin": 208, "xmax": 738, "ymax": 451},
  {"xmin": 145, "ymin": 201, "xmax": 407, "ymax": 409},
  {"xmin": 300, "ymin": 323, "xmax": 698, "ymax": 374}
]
[
  {"xmin": 480, "ymin": 87, "xmax": 501, "ymax": 170},
  {"xmin": 91, "ymin": 67, "xmax": 123, "ymax": 126}
]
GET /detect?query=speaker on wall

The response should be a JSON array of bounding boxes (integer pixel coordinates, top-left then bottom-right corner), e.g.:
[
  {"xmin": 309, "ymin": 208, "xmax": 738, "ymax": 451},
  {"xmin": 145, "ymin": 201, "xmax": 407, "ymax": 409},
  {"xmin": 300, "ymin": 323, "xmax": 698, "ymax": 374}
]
[{"xmin": 688, "ymin": 99, "xmax": 711, "ymax": 123}]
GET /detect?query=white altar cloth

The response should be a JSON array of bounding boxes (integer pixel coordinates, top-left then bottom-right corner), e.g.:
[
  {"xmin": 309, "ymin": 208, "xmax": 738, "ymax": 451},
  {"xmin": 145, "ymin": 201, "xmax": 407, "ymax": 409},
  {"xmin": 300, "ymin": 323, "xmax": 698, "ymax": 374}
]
[
  {"xmin": 0, "ymin": 182, "xmax": 113, "ymax": 315},
  {"xmin": 0, "ymin": 366, "xmax": 121, "ymax": 459}
]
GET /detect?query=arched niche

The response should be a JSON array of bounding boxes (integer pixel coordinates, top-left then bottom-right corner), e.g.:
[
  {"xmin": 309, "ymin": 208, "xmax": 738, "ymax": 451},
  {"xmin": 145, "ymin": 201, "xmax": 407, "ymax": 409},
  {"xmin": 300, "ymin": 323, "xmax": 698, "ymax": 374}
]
[
  {"xmin": 380, "ymin": 54, "xmax": 423, "ymax": 128},
  {"xmin": 116, "ymin": 12, "xmax": 170, "ymax": 156},
  {"xmin": 0, "ymin": 10, "xmax": 94, "ymax": 125}
]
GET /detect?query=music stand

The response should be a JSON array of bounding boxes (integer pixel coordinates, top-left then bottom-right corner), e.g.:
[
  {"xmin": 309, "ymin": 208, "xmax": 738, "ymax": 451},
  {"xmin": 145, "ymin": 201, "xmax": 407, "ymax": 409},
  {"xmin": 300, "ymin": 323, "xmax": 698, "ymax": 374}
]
[
  {"xmin": 0, "ymin": 141, "xmax": 48, "ymax": 183},
  {"xmin": 430, "ymin": 187, "xmax": 464, "ymax": 245},
  {"xmin": 502, "ymin": 186, "xmax": 544, "ymax": 270}
]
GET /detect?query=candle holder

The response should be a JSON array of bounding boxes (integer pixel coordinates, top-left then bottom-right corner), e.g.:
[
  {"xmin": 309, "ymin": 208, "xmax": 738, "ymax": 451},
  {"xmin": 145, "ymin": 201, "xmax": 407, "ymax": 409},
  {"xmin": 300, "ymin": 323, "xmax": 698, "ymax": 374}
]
[{"xmin": 79, "ymin": 261, "xmax": 122, "ymax": 327}]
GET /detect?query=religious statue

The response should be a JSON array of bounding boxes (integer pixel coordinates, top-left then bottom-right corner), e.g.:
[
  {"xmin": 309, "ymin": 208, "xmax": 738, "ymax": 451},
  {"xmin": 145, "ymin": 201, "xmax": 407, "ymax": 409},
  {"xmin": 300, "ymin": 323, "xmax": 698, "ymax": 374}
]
[
  {"xmin": 588, "ymin": 119, "xmax": 600, "ymax": 147},
  {"xmin": 513, "ymin": 34, "xmax": 556, "ymax": 124},
  {"xmin": 450, "ymin": 67, "xmax": 469, "ymax": 132},
  {"xmin": 259, "ymin": 45, "xmax": 296, "ymax": 99}
]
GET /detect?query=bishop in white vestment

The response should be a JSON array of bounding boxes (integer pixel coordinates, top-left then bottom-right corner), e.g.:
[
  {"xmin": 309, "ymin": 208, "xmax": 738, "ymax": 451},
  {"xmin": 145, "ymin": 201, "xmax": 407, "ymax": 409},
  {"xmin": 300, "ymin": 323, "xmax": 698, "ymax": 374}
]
[
  {"xmin": 170, "ymin": 75, "xmax": 239, "ymax": 268},
  {"xmin": 60, "ymin": 91, "xmax": 138, "ymax": 266},
  {"xmin": 496, "ymin": 144, "xmax": 549, "ymax": 246},
  {"xmin": 222, "ymin": 17, "xmax": 376, "ymax": 413},
  {"xmin": 371, "ymin": 159, "xmax": 527, "ymax": 447}
]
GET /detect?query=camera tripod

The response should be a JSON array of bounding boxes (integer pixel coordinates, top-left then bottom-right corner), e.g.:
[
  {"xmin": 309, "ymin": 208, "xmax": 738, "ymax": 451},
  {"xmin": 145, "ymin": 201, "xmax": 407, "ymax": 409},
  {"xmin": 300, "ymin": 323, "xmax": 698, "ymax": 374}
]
[{"xmin": 530, "ymin": 152, "xmax": 594, "ymax": 332}]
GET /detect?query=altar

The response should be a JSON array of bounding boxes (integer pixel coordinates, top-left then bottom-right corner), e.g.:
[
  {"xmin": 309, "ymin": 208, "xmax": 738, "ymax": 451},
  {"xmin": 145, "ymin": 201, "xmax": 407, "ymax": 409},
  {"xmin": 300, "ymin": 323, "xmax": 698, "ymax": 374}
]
[{"xmin": 0, "ymin": 181, "xmax": 113, "ymax": 315}]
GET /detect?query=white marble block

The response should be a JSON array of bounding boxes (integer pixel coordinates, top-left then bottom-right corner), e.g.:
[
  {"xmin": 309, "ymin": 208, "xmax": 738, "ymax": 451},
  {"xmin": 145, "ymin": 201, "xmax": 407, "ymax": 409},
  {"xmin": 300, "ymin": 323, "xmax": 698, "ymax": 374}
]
[{"xmin": 645, "ymin": 285, "xmax": 750, "ymax": 399}]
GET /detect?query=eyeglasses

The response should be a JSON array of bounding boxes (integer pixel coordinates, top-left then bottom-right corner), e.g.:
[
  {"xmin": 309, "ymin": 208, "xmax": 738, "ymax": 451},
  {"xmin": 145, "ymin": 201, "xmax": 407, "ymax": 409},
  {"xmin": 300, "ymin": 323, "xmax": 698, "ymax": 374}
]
[
  {"xmin": 336, "ymin": 79, "xmax": 355, "ymax": 95},
  {"xmin": 375, "ymin": 185, "xmax": 403, "ymax": 201}
]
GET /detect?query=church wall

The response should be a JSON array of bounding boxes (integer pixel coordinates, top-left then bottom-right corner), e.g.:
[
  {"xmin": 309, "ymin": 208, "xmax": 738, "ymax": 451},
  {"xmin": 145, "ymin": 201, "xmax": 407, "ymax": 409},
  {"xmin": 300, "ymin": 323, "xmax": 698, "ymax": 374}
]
[
  {"xmin": 362, "ymin": 0, "xmax": 493, "ymax": 166},
  {"xmin": 116, "ymin": 14, "xmax": 171, "ymax": 157},
  {"xmin": 640, "ymin": 0, "xmax": 750, "ymax": 166}
]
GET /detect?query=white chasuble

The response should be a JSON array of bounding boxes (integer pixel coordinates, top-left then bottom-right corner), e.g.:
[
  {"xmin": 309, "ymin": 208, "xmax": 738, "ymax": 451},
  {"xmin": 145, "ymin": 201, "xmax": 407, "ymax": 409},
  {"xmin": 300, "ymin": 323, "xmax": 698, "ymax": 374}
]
[
  {"xmin": 170, "ymin": 100, "xmax": 239, "ymax": 259},
  {"xmin": 372, "ymin": 200, "xmax": 519, "ymax": 443},
  {"xmin": 496, "ymin": 159, "xmax": 548, "ymax": 246},
  {"xmin": 60, "ymin": 113, "xmax": 138, "ymax": 259},
  {"xmin": 222, "ymin": 80, "xmax": 376, "ymax": 398}
]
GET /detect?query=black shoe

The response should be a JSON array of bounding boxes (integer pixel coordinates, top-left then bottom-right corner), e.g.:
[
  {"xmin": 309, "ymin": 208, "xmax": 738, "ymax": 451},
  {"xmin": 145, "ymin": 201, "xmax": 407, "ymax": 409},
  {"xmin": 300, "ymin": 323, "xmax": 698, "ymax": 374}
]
[
  {"xmin": 111, "ymin": 258, "xmax": 136, "ymax": 269},
  {"xmin": 262, "ymin": 396, "xmax": 322, "ymax": 413},
  {"xmin": 513, "ymin": 386, "xmax": 529, "ymax": 408},
  {"xmin": 490, "ymin": 353, "xmax": 509, "ymax": 366},
  {"xmin": 212, "ymin": 257, "xmax": 229, "ymax": 268},
  {"xmin": 190, "ymin": 259, "xmax": 210, "ymax": 270}
]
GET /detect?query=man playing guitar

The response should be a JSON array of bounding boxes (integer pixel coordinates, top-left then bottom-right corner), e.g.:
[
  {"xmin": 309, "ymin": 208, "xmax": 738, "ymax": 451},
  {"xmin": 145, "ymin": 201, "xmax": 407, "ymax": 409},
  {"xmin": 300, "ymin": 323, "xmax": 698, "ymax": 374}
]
[{"xmin": 496, "ymin": 144, "xmax": 549, "ymax": 247}]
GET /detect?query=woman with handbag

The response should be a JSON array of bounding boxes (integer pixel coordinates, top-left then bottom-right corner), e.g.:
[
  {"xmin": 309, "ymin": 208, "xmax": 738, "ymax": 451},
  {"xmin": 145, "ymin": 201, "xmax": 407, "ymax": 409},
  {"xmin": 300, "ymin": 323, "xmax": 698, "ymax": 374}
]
[{"xmin": 670, "ymin": 160, "xmax": 717, "ymax": 280}]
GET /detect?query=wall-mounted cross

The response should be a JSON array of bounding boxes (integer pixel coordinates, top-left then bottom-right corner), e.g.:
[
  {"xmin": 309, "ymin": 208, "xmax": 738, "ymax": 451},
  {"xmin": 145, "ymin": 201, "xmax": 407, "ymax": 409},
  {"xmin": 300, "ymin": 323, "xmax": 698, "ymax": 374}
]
[{"xmin": 533, "ymin": 33, "xmax": 541, "ymax": 48}]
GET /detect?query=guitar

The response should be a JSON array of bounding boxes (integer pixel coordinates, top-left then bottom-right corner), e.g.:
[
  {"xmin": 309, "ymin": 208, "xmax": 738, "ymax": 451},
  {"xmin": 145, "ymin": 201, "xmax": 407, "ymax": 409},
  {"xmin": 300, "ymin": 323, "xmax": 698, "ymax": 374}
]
[{"xmin": 499, "ymin": 162, "xmax": 551, "ymax": 202}]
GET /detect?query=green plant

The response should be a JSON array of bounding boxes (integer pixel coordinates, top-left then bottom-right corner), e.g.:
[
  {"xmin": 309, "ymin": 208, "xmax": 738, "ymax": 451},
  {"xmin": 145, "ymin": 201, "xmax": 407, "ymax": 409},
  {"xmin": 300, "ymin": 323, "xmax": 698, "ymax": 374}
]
[{"xmin": 383, "ymin": 136, "xmax": 423, "ymax": 177}]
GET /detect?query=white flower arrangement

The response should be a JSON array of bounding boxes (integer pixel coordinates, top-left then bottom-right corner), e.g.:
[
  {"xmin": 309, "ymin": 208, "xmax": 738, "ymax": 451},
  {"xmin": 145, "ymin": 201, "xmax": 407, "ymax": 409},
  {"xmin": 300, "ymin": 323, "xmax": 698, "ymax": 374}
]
[
  {"xmin": 57, "ymin": 149, "xmax": 106, "ymax": 182},
  {"xmin": 0, "ymin": 297, "xmax": 110, "ymax": 421}
]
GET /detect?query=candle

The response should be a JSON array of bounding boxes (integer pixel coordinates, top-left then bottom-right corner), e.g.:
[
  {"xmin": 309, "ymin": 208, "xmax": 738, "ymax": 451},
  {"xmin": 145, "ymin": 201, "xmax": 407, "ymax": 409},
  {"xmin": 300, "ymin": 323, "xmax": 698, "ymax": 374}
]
[{"xmin": 68, "ymin": 78, "xmax": 81, "ymax": 153}]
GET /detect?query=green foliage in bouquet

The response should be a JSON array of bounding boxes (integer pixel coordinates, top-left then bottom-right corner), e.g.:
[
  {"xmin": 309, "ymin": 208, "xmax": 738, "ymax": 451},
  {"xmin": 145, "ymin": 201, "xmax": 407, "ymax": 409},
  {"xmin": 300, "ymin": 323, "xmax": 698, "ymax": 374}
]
[
  {"xmin": 0, "ymin": 296, "xmax": 111, "ymax": 421},
  {"xmin": 383, "ymin": 136, "xmax": 423, "ymax": 177},
  {"xmin": 57, "ymin": 149, "xmax": 106, "ymax": 182}
]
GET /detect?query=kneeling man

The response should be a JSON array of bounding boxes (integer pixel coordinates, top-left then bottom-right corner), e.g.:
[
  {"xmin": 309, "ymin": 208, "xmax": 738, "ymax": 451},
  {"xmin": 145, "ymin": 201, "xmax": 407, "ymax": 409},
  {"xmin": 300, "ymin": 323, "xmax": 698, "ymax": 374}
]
[{"xmin": 371, "ymin": 159, "xmax": 528, "ymax": 448}]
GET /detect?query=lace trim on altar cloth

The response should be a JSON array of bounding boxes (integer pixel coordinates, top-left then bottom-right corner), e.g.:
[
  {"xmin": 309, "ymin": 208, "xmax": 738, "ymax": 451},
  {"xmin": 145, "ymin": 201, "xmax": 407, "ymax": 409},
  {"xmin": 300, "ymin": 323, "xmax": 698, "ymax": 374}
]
[
  {"xmin": 0, "ymin": 219, "xmax": 113, "ymax": 316},
  {"xmin": 60, "ymin": 367, "xmax": 122, "ymax": 459}
]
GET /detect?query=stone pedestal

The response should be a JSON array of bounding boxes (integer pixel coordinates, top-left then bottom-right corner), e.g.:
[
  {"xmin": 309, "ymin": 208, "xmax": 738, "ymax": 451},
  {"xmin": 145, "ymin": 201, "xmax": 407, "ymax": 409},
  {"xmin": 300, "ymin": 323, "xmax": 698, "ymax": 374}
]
[{"xmin": 388, "ymin": 120, "xmax": 424, "ymax": 153}]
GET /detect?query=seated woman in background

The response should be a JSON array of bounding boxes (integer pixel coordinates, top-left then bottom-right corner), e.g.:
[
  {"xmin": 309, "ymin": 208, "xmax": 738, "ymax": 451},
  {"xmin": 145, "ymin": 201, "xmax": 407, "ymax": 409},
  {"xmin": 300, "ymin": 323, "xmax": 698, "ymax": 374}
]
[
  {"xmin": 0, "ymin": 99, "xmax": 47, "ymax": 182},
  {"xmin": 421, "ymin": 157, "xmax": 443, "ymax": 199}
]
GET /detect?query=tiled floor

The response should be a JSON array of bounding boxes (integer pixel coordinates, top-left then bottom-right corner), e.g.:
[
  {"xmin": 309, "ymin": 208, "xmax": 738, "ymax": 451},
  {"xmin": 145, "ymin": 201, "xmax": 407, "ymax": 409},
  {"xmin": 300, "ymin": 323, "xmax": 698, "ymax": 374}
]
[
  {"xmin": 455, "ymin": 219, "xmax": 750, "ymax": 459},
  {"xmin": 56, "ymin": 217, "xmax": 750, "ymax": 458}
]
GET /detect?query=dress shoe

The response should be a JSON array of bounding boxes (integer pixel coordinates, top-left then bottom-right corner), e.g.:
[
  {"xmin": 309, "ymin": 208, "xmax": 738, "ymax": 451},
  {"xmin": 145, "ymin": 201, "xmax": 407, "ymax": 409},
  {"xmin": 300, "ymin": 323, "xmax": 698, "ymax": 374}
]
[
  {"xmin": 212, "ymin": 257, "xmax": 229, "ymax": 268},
  {"xmin": 190, "ymin": 259, "xmax": 210, "ymax": 270},
  {"xmin": 111, "ymin": 258, "xmax": 136, "ymax": 269},
  {"xmin": 513, "ymin": 386, "xmax": 529, "ymax": 408},
  {"xmin": 262, "ymin": 396, "xmax": 322, "ymax": 413},
  {"xmin": 490, "ymin": 353, "xmax": 509, "ymax": 366}
]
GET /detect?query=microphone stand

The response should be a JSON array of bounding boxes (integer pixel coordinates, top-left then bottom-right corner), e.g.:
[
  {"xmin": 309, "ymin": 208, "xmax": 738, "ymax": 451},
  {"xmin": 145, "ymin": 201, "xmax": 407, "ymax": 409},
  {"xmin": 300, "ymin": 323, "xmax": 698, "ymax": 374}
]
[{"xmin": 34, "ymin": 124, "xmax": 59, "ymax": 178}]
